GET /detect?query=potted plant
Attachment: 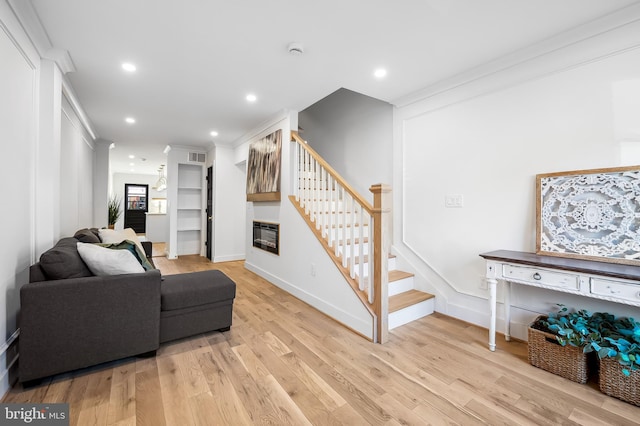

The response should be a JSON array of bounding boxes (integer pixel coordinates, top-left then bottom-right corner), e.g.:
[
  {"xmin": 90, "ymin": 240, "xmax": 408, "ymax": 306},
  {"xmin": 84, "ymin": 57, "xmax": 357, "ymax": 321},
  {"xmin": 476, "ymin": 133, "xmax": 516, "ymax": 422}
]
[
  {"xmin": 528, "ymin": 305, "xmax": 601, "ymax": 383},
  {"xmin": 594, "ymin": 316, "xmax": 640, "ymax": 406},
  {"xmin": 108, "ymin": 195, "xmax": 122, "ymax": 229}
]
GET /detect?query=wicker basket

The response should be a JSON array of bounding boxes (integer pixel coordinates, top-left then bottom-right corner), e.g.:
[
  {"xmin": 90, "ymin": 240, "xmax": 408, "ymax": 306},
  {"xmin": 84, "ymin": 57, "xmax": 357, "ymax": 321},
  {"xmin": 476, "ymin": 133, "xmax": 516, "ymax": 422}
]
[
  {"xmin": 599, "ymin": 357, "xmax": 640, "ymax": 406},
  {"xmin": 528, "ymin": 316, "xmax": 590, "ymax": 384}
]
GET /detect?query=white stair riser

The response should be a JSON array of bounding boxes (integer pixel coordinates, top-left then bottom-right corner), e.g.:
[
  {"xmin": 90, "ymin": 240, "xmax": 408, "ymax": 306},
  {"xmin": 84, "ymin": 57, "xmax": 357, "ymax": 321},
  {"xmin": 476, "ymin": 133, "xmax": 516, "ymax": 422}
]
[
  {"xmin": 389, "ymin": 274, "xmax": 413, "ymax": 296},
  {"xmin": 389, "ymin": 298, "xmax": 435, "ymax": 330}
]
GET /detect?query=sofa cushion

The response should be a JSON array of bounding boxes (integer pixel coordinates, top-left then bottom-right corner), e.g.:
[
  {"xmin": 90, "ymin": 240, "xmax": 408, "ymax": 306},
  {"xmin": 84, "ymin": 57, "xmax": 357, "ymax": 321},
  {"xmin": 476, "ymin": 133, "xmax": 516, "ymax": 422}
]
[
  {"xmin": 77, "ymin": 242, "xmax": 145, "ymax": 276},
  {"xmin": 74, "ymin": 228, "xmax": 101, "ymax": 243},
  {"xmin": 39, "ymin": 237, "xmax": 93, "ymax": 280},
  {"xmin": 99, "ymin": 228, "xmax": 145, "ymax": 255},
  {"xmin": 161, "ymin": 270, "xmax": 236, "ymax": 311}
]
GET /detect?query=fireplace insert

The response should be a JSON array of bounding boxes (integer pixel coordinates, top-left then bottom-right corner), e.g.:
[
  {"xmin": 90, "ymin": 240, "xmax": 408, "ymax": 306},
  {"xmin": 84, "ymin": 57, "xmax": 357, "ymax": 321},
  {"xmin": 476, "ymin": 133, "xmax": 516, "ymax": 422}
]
[{"xmin": 253, "ymin": 221, "xmax": 279, "ymax": 255}]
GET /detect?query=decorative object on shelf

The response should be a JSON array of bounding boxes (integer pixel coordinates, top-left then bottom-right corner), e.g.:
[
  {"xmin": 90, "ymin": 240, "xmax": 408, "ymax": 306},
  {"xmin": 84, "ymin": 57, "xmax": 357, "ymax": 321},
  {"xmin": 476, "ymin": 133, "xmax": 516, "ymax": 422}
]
[
  {"xmin": 252, "ymin": 221, "xmax": 279, "ymax": 255},
  {"xmin": 246, "ymin": 129, "xmax": 282, "ymax": 202},
  {"xmin": 107, "ymin": 195, "xmax": 122, "ymax": 229},
  {"xmin": 536, "ymin": 165, "xmax": 640, "ymax": 265}
]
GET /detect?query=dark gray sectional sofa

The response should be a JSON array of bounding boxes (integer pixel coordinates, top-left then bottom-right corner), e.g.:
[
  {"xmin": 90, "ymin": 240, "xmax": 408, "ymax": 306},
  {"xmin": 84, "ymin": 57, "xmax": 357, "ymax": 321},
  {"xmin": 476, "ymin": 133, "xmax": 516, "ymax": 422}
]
[{"xmin": 19, "ymin": 229, "xmax": 236, "ymax": 383}]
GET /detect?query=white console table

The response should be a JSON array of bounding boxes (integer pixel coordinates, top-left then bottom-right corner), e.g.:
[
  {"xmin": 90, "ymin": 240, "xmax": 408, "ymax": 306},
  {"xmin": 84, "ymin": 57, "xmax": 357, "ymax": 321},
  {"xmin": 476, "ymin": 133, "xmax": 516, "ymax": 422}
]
[{"xmin": 480, "ymin": 250, "xmax": 640, "ymax": 352}]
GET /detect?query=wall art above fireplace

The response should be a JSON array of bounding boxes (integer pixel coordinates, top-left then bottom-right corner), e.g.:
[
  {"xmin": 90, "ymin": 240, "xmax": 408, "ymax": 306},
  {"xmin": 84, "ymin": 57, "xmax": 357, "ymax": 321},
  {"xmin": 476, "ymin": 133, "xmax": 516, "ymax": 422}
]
[{"xmin": 536, "ymin": 165, "xmax": 640, "ymax": 265}]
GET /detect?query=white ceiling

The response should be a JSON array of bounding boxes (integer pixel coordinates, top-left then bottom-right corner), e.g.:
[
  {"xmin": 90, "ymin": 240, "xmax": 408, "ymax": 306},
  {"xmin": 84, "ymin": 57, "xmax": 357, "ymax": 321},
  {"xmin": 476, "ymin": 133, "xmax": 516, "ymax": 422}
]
[{"xmin": 28, "ymin": 0, "xmax": 639, "ymax": 175}]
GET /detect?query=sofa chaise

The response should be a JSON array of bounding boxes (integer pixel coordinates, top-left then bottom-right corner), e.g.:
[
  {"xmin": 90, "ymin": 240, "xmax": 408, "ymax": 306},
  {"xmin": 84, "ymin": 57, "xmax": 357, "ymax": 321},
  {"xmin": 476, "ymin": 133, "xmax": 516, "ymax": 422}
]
[{"xmin": 19, "ymin": 228, "xmax": 236, "ymax": 383}]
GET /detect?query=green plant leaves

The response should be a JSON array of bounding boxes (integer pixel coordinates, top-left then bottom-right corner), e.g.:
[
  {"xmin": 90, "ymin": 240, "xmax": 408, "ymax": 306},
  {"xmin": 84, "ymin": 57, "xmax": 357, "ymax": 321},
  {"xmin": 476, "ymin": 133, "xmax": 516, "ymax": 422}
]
[{"xmin": 539, "ymin": 305, "xmax": 639, "ymax": 376}]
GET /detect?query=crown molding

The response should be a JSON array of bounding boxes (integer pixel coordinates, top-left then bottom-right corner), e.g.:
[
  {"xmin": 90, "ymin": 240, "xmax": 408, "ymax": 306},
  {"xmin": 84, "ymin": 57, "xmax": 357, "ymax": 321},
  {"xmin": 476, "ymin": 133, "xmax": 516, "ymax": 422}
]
[
  {"xmin": 8, "ymin": 0, "xmax": 76, "ymax": 74},
  {"xmin": 231, "ymin": 109, "xmax": 295, "ymax": 149},
  {"xmin": 44, "ymin": 48, "xmax": 75, "ymax": 74},
  {"xmin": 61, "ymin": 76, "xmax": 97, "ymax": 140},
  {"xmin": 393, "ymin": 2, "xmax": 640, "ymax": 108},
  {"xmin": 7, "ymin": 0, "xmax": 50, "ymax": 56}
]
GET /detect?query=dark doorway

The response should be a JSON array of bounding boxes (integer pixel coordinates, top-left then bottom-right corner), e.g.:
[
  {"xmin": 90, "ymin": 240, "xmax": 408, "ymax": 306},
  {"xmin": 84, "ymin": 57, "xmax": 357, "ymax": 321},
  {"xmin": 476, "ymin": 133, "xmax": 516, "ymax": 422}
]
[
  {"xmin": 124, "ymin": 184, "xmax": 148, "ymax": 233},
  {"xmin": 206, "ymin": 166, "xmax": 213, "ymax": 260}
]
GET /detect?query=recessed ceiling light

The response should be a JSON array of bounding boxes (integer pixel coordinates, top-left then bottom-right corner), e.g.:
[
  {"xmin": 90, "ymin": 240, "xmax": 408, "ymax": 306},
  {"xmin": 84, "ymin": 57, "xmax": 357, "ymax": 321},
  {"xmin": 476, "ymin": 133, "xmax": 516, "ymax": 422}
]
[
  {"xmin": 128, "ymin": 154, "xmax": 135, "ymax": 159},
  {"xmin": 374, "ymin": 68, "xmax": 387, "ymax": 79},
  {"xmin": 246, "ymin": 94, "xmax": 257, "ymax": 103},
  {"xmin": 129, "ymin": 162, "xmax": 135, "ymax": 166},
  {"xmin": 210, "ymin": 131, "xmax": 219, "ymax": 137},
  {"xmin": 122, "ymin": 63, "xmax": 136, "ymax": 72},
  {"xmin": 125, "ymin": 117, "xmax": 136, "ymax": 124}
]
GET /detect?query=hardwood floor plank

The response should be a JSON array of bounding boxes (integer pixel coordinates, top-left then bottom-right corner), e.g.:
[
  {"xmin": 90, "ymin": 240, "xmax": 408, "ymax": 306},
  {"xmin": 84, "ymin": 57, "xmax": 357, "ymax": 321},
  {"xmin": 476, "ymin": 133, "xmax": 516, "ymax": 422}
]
[
  {"xmin": 135, "ymin": 360, "xmax": 167, "ymax": 426},
  {"xmin": 107, "ymin": 363, "xmax": 136, "ymax": 425},
  {"xmin": 156, "ymin": 355, "xmax": 195, "ymax": 426},
  {"xmin": 4, "ymin": 258, "xmax": 639, "ymax": 425},
  {"xmin": 195, "ymin": 351, "xmax": 253, "ymax": 425}
]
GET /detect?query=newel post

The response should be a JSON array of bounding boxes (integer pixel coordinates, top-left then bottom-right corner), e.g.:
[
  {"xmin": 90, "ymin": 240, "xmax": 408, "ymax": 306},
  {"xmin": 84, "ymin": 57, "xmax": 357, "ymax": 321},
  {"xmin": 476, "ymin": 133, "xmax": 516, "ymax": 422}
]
[{"xmin": 370, "ymin": 184, "xmax": 392, "ymax": 343}]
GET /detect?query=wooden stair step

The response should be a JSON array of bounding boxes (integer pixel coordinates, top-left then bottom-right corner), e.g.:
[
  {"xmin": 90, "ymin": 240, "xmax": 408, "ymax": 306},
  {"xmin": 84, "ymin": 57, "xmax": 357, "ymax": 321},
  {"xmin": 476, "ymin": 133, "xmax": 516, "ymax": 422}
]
[
  {"xmin": 355, "ymin": 266, "xmax": 410, "ymax": 287},
  {"xmin": 389, "ymin": 270, "xmax": 414, "ymax": 282},
  {"xmin": 389, "ymin": 290, "xmax": 435, "ymax": 313}
]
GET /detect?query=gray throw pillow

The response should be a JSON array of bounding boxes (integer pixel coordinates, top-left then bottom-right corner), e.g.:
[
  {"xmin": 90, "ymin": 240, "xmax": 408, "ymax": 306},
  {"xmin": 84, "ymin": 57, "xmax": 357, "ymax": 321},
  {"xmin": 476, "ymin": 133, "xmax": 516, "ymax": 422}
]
[
  {"xmin": 74, "ymin": 228, "xmax": 101, "ymax": 243},
  {"xmin": 39, "ymin": 237, "xmax": 93, "ymax": 279}
]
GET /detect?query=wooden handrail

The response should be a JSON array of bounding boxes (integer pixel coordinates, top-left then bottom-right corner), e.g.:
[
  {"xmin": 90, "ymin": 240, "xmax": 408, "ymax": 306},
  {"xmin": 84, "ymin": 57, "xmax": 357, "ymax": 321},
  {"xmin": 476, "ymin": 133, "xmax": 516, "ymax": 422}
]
[{"xmin": 291, "ymin": 131, "xmax": 374, "ymax": 214}]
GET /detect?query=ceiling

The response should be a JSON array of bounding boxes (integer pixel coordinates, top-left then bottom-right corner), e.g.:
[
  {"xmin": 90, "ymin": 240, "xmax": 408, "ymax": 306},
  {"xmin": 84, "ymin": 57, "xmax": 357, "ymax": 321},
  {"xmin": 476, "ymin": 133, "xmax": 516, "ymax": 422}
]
[{"xmin": 28, "ymin": 0, "xmax": 639, "ymax": 175}]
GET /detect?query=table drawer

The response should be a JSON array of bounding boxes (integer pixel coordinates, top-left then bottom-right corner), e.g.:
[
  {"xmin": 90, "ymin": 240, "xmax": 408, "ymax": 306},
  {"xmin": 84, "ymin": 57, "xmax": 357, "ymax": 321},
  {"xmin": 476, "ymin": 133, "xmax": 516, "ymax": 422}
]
[
  {"xmin": 503, "ymin": 265, "xmax": 580, "ymax": 290},
  {"xmin": 590, "ymin": 278, "xmax": 640, "ymax": 303}
]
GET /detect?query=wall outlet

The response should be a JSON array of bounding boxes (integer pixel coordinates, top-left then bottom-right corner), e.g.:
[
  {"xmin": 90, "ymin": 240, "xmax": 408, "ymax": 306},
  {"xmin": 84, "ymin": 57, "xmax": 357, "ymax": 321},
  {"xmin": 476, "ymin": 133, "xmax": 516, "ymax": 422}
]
[
  {"xmin": 311, "ymin": 263, "xmax": 316, "ymax": 277},
  {"xmin": 445, "ymin": 194, "xmax": 464, "ymax": 208}
]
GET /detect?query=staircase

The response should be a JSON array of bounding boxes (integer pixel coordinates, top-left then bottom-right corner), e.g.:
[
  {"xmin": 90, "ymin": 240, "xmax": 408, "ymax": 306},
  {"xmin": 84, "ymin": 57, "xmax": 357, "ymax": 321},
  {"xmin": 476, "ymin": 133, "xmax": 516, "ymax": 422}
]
[{"xmin": 290, "ymin": 131, "xmax": 434, "ymax": 342}]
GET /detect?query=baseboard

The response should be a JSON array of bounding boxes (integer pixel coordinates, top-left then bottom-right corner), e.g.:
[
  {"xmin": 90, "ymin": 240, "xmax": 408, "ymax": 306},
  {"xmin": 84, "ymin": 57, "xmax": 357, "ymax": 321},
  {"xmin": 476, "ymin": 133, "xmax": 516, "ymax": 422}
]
[
  {"xmin": 213, "ymin": 254, "xmax": 245, "ymax": 263},
  {"xmin": 244, "ymin": 261, "xmax": 373, "ymax": 339},
  {"xmin": 0, "ymin": 329, "xmax": 20, "ymax": 400}
]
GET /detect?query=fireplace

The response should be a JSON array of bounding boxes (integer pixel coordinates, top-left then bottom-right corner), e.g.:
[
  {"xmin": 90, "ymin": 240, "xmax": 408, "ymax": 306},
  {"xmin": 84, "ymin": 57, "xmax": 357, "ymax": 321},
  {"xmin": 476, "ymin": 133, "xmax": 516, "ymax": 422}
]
[{"xmin": 252, "ymin": 221, "xmax": 279, "ymax": 255}]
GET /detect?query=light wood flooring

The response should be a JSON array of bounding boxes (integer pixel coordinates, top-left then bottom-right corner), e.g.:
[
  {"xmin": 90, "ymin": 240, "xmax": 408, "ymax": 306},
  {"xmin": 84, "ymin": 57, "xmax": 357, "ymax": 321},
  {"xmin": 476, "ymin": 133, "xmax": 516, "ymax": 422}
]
[{"xmin": 4, "ymin": 256, "xmax": 640, "ymax": 425}]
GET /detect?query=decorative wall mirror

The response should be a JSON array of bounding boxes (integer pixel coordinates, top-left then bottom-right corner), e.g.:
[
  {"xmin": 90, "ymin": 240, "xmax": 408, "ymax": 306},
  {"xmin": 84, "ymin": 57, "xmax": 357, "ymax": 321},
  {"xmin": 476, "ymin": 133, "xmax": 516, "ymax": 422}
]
[{"xmin": 536, "ymin": 165, "xmax": 640, "ymax": 265}]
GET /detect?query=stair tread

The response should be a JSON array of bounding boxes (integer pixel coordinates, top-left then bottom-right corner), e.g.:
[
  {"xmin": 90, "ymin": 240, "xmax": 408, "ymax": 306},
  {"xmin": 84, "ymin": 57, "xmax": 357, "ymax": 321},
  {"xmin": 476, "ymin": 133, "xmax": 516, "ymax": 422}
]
[
  {"xmin": 389, "ymin": 270, "xmax": 414, "ymax": 282},
  {"xmin": 389, "ymin": 290, "xmax": 435, "ymax": 313}
]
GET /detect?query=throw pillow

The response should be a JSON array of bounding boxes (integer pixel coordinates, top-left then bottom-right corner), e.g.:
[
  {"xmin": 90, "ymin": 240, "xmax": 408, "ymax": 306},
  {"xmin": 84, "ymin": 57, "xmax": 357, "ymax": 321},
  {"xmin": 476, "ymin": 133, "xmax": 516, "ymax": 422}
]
[
  {"xmin": 98, "ymin": 241, "xmax": 155, "ymax": 271},
  {"xmin": 74, "ymin": 228, "xmax": 101, "ymax": 243},
  {"xmin": 40, "ymin": 237, "xmax": 93, "ymax": 279},
  {"xmin": 77, "ymin": 242, "xmax": 145, "ymax": 276},
  {"xmin": 98, "ymin": 228, "xmax": 146, "ymax": 255}
]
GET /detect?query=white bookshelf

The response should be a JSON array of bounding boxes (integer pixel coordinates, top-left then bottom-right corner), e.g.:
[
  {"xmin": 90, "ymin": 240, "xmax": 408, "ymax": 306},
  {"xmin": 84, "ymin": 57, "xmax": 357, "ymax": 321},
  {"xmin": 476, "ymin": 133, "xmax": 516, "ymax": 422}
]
[{"xmin": 176, "ymin": 163, "xmax": 203, "ymax": 255}]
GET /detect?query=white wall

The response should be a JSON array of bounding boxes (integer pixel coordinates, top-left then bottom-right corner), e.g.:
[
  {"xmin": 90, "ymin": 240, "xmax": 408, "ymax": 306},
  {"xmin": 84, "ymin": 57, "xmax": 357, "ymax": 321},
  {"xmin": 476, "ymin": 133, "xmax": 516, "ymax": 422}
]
[
  {"xmin": 240, "ymin": 111, "xmax": 374, "ymax": 338},
  {"xmin": 0, "ymin": 1, "xmax": 38, "ymax": 395},
  {"xmin": 59, "ymin": 95, "xmax": 94, "ymax": 236},
  {"xmin": 298, "ymin": 88, "xmax": 393, "ymax": 200},
  {"xmin": 212, "ymin": 143, "xmax": 246, "ymax": 262},
  {"xmin": 394, "ymin": 18, "xmax": 640, "ymax": 340}
]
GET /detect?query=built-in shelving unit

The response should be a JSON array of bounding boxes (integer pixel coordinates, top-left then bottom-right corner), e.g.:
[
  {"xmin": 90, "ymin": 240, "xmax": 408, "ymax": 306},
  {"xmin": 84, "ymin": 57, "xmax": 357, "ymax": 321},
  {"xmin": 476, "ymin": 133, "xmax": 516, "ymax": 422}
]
[{"xmin": 176, "ymin": 164, "xmax": 203, "ymax": 255}]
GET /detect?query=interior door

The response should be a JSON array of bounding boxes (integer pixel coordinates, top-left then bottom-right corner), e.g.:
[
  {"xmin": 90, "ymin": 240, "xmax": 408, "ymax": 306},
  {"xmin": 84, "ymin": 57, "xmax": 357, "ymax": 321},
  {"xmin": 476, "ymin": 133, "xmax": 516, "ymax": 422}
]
[
  {"xmin": 124, "ymin": 184, "xmax": 148, "ymax": 234},
  {"xmin": 206, "ymin": 166, "xmax": 213, "ymax": 260}
]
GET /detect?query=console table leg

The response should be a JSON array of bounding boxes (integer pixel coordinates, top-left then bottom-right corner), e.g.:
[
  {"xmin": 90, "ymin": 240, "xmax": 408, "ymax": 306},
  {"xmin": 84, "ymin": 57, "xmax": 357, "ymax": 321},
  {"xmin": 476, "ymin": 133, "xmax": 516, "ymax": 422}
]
[
  {"xmin": 488, "ymin": 278, "xmax": 498, "ymax": 351},
  {"xmin": 504, "ymin": 281, "xmax": 511, "ymax": 342}
]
